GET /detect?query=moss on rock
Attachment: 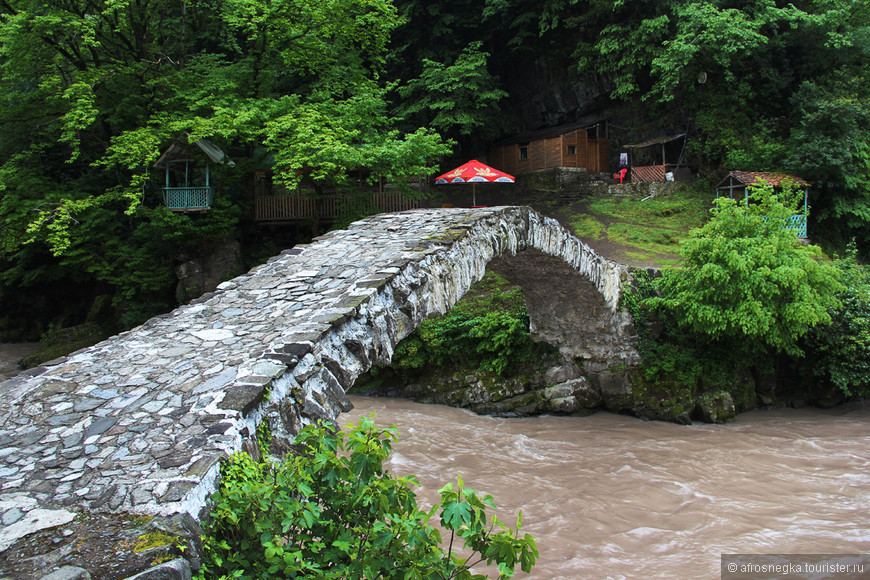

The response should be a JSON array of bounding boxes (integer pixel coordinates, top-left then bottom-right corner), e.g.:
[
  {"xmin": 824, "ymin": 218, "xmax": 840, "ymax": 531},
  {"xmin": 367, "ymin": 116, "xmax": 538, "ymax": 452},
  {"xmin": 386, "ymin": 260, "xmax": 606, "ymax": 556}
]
[
  {"xmin": 611, "ymin": 369, "xmax": 695, "ymax": 424},
  {"xmin": 695, "ymin": 391, "xmax": 736, "ymax": 423}
]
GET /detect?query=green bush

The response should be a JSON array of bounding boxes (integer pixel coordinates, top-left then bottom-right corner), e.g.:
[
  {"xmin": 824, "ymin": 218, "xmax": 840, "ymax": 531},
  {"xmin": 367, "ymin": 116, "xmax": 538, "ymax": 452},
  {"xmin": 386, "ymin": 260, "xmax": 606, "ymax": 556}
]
[
  {"xmin": 645, "ymin": 183, "xmax": 843, "ymax": 361},
  {"xmin": 802, "ymin": 245, "xmax": 870, "ymax": 397},
  {"xmin": 386, "ymin": 273, "xmax": 555, "ymax": 377},
  {"xmin": 391, "ymin": 309, "xmax": 548, "ymax": 376},
  {"xmin": 198, "ymin": 416, "xmax": 538, "ymax": 579}
]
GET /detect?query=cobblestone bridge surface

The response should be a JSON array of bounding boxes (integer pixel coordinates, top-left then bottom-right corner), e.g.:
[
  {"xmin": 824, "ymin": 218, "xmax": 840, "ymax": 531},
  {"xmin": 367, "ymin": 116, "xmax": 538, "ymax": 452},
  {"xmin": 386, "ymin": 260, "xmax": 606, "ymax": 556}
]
[{"xmin": 0, "ymin": 206, "xmax": 632, "ymax": 578}]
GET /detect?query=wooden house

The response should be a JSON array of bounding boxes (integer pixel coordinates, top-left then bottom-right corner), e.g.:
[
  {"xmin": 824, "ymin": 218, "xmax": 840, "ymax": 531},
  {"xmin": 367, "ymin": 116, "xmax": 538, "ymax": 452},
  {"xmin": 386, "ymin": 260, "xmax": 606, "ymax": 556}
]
[
  {"xmin": 488, "ymin": 120, "xmax": 610, "ymax": 175},
  {"xmin": 716, "ymin": 170, "xmax": 810, "ymax": 238},
  {"xmin": 153, "ymin": 138, "xmax": 234, "ymax": 212}
]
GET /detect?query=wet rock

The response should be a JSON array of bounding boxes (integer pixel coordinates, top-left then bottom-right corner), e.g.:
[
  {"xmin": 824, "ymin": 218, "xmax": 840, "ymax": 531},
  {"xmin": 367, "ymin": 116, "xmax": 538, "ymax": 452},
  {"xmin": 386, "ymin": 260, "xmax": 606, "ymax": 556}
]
[
  {"xmin": 218, "ymin": 384, "xmax": 267, "ymax": 415},
  {"xmin": 544, "ymin": 364, "xmax": 582, "ymax": 385},
  {"xmin": 695, "ymin": 391, "xmax": 736, "ymax": 424},
  {"xmin": 0, "ymin": 507, "xmax": 77, "ymax": 552},
  {"xmin": 39, "ymin": 566, "xmax": 91, "ymax": 580},
  {"xmin": 122, "ymin": 558, "xmax": 191, "ymax": 580}
]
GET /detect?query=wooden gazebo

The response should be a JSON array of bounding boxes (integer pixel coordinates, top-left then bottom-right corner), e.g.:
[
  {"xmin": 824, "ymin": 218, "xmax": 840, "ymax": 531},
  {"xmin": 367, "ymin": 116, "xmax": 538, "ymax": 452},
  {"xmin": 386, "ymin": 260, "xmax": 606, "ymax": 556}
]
[
  {"xmin": 153, "ymin": 138, "xmax": 234, "ymax": 212},
  {"xmin": 716, "ymin": 171, "xmax": 810, "ymax": 238}
]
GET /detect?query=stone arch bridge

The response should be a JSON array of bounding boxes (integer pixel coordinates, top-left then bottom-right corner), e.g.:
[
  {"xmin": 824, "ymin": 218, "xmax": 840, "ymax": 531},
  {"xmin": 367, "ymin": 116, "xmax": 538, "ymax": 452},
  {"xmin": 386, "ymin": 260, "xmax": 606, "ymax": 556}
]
[{"xmin": 0, "ymin": 206, "xmax": 638, "ymax": 577}]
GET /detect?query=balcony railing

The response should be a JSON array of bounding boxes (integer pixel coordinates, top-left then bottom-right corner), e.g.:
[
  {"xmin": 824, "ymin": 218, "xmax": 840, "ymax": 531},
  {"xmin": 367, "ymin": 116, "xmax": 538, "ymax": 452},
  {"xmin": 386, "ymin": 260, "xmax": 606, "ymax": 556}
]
[
  {"xmin": 787, "ymin": 214, "xmax": 808, "ymax": 239},
  {"xmin": 164, "ymin": 187, "xmax": 214, "ymax": 211}
]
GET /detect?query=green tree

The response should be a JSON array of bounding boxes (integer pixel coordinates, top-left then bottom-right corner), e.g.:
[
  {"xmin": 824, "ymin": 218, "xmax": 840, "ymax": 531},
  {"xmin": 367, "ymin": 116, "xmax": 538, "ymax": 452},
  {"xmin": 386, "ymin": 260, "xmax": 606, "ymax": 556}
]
[
  {"xmin": 786, "ymin": 72, "xmax": 870, "ymax": 253},
  {"xmin": 0, "ymin": 0, "xmax": 450, "ymax": 332},
  {"xmin": 396, "ymin": 41, "xmax": 509, "ymax": 144},
  {"xmin": 200, "ymin": 416, "xmax": 538, "ymax": 579},
  {"xmin": 646, "ymin": 183, "xmax": 843, "ymax": 361}
]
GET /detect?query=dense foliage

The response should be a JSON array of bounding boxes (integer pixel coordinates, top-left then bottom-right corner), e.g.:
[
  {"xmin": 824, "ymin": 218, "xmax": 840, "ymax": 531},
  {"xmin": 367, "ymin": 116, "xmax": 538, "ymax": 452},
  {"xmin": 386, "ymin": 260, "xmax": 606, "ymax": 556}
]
[
  {"xmin": 386, "ymin": 272, "xmax": 555, "ymax": 377},
  {"xmin": 200, "ymin": 416, "xmax": 538, "ymax": 579},
  {"xmin": 2, "ymin": 0, "xmax": 869, "ymax": 339},
  {"xmin": 0, "ymin": 0, "xmax": 450, "ymax": 335},
  {"xmin": 646, "ymin": 183, "xmax": 843, "ymax": 362},
  {"xmin": 802, "ymin": 245, "xmax": 870, "ymax": 398}
]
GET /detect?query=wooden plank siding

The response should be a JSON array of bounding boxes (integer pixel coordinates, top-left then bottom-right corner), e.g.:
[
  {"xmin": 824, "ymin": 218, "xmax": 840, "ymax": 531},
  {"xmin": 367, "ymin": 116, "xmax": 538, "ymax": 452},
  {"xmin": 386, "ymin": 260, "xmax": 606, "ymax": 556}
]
[{"xmin": 488, "ymin": 129, "xmax": 609, "ymax": 175}]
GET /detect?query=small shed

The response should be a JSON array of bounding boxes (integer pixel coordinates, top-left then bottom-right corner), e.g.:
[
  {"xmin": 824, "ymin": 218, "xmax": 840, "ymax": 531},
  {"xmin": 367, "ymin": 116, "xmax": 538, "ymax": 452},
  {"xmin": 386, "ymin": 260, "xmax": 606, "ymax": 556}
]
[
  {"xmin": 716, "ymin": 170, "xmax": 810, "ymax": 238},
  {"xmin": 623, "ymin": 134, "xmax": 689, "ymax": 183},
  {"xmin": 488, "ymin": 119, "xmax": 610, "ymax": 176},
  {"xmin": 153, "ymin": 138, "xmax": 234, "ymax": 212}
]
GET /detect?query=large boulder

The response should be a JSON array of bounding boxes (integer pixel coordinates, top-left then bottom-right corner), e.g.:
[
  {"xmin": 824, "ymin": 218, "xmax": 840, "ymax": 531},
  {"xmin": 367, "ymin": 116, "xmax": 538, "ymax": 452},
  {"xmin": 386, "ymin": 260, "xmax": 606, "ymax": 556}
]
[{"xmin": 695, "ymin": 391, "xmax": 736, "ymax": 424}]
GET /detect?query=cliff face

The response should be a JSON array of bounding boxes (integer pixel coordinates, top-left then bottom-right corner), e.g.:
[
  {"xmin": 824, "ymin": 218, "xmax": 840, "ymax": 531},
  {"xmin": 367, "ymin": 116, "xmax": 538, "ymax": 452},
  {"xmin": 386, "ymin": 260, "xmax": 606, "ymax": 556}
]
[{"xmin": 492, "ymin": 48, "xmax": 615, "ymax": 133}]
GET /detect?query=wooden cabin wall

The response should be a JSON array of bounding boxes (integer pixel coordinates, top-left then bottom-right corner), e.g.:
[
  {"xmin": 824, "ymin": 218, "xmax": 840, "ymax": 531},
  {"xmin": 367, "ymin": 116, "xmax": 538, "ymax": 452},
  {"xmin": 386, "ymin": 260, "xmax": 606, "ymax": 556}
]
[
  {"xmin": 528, "ymin": 137, "xmax": 554, "ymax": 170},
  {"xmin": 586, "ymin": 138, "xmax": 609, "ymax": 173},
  {"xmin": 490, "ymin": 145, "xmax": 513, "ymax": 174},
  {"xmin": 561, "ymin": 130, "xmax": 581, "ymax": 169},
  {"xmin": 488, "ymin": 131, "xmax": 609, "ymax": 174}
]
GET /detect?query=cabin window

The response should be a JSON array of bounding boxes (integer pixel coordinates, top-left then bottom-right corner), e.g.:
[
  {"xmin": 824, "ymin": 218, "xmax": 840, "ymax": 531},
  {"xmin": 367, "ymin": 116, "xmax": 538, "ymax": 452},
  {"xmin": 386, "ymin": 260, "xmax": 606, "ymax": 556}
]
[
  {"xmin": 519, "ymin": 143, "xmax": 529, "ymax": 160},
  {"xmin": 567, "ymin": 145, "xmax": 576, "ymax": 155}
]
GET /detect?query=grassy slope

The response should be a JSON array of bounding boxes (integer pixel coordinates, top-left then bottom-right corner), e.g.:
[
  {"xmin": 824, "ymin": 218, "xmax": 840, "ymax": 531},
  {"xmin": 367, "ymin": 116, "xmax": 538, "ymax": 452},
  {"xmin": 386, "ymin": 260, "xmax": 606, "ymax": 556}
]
[{"xmin": 530, "ymin": 186, "xmax": 714, "ymax": 268}]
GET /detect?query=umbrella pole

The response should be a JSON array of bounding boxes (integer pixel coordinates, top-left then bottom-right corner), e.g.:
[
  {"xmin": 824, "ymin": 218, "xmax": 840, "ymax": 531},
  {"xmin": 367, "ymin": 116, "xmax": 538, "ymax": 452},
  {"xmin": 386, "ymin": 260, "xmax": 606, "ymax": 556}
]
[{"xmin": 472, "ymin": 183, "xmax": 476, "ymax": 207}]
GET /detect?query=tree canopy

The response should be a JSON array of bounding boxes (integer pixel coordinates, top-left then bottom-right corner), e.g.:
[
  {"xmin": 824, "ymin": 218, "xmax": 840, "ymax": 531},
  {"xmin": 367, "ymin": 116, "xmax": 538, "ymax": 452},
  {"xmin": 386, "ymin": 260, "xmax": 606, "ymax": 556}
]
[
  {"xmin": 0, "ymin": 0, "xmax": 451, "ymax": 331},
  {"xmin": 2, "ymin": 0, "xmax": 869, "ymax": 337}
]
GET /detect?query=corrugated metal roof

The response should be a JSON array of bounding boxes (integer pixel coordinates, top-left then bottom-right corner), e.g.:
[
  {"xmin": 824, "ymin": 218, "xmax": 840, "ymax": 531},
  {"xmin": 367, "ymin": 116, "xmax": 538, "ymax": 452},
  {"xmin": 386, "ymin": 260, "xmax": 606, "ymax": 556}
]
[
  {"xmin": 624, "ymin": 134, "xmax": 686, "ymax": 148},
  {"xmin": 719, "ymin": 170, "xmax": 809, "ymax": 188}
]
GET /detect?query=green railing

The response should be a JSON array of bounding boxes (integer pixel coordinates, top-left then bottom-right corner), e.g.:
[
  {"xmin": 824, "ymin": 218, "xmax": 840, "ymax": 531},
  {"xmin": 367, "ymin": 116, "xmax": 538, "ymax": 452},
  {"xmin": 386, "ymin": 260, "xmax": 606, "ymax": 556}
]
[
  {"xmin": 164, "ymin": 187, "xmax": 214, "ymax": 211},
  {"xmin": 787, "ymin": 214, "xmax": 807, "ymax": 239}
]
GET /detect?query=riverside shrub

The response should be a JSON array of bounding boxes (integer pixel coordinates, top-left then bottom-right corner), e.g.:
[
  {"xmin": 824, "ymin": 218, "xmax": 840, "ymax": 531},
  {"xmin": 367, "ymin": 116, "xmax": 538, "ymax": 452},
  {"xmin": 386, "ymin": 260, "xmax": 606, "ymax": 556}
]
[
  {"xmin": 803, "ymin": 245, "xmax": 870, "ymax": 397},
  {"xmin": 388, "ymin": 275, "xmax": 556, "ymax": 377},
  {"xmin": 646, "ymin": 183, "xmax": 843, "ymax": 361},
  {"xmin": 198, "ymin": 416, "xmax": 538, "ymax": 579}
]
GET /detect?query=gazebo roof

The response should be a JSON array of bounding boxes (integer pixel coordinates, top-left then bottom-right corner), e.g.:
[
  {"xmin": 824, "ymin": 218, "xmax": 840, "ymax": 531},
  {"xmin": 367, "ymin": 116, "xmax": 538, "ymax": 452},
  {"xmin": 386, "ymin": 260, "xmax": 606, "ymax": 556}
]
[
  {"xmin": 717, "ymin": 171, "xmax": 809, "ymax": 189},
  {"xmin": 153, "ymin": 136, "xmax": 235, "ymax": 168}
]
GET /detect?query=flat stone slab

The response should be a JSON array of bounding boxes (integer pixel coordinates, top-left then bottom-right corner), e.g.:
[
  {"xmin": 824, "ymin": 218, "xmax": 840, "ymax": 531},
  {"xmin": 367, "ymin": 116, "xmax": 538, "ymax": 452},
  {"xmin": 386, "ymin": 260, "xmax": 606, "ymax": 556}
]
[{"xmin": 0, "ymin": 507, "xmax": 76, "ymax": 552}]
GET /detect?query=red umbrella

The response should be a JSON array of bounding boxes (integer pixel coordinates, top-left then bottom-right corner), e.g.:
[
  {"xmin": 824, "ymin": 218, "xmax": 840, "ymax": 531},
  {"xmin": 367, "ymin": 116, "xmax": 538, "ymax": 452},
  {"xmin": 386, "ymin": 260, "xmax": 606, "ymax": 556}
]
[{"xmin": 434, "ymin": 159, "xmax": 515, "ymax": 207}]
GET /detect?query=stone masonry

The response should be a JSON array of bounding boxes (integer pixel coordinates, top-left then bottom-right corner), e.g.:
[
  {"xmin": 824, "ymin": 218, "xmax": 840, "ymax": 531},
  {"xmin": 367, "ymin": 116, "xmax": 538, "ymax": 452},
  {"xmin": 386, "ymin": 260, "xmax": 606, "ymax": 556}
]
[{"xmin": 0, "ymin": 206, "xmax": 635, "ymax": 576}]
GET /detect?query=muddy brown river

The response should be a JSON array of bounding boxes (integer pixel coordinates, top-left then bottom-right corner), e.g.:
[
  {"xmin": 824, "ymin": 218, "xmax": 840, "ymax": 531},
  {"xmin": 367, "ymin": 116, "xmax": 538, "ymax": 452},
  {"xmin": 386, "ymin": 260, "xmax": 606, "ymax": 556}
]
[{"xmin": 344, "ymin": 396, "xmax": 870, "ymax": 579}]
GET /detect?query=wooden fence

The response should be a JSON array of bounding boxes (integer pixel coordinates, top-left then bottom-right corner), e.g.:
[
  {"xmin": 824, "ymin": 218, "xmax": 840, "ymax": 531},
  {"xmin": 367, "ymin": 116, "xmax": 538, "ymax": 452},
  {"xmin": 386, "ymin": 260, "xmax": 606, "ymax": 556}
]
[{"xmin": 254, "ymin": 190, "xmax": 423, "ymax": 223}]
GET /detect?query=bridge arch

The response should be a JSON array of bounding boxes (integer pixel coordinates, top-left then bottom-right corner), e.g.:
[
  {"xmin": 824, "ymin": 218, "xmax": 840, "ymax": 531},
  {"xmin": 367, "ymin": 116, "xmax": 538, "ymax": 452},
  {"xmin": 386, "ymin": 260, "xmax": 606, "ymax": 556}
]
[{"xmin": 0, "ymin": 206, "xmax": 638, "ymax": 573}]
